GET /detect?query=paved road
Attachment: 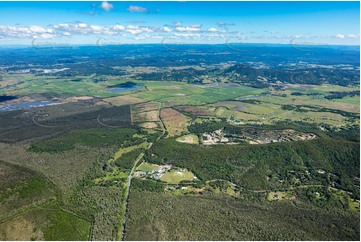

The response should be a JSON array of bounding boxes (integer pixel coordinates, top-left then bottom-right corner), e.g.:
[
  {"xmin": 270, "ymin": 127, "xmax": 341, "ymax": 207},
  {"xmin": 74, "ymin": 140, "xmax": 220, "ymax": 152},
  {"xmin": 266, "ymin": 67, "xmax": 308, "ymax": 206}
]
[{"xmin": 119, "ymin": 102, "xmax": 166, "ymax": 241}]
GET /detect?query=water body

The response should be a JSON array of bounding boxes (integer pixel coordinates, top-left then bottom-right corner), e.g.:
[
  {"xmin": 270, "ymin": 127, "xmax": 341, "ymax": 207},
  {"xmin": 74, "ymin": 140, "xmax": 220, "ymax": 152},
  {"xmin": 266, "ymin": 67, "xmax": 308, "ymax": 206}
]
[
  {"xmin": 0, "ymin": 101, "xmax": 60, "ymax": 112},
  {"xmin": 108, "ymin": 85, "xmax": 143, "ymax": 93},
  {"xmin": 0, "ymin": 95, "xmax": 17, "ymax": 102}
]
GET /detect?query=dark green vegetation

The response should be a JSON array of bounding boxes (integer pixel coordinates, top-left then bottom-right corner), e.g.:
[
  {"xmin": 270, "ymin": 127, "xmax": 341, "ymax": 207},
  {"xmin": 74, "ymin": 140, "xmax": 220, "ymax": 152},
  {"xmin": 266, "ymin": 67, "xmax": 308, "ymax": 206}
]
[
  {"xmin": 146, "ymin": 123, "xmax": 360, "ymax": 201},
  {"xmin": 0, "ymin": 161, "xmax": 90, "ymax": 241},
  {"xmin": 0, "ymin": 204, "xmax": 90, "ymax": 241},
  {"xmin": 136, "ymin": 63, "xmax": 359, "ymax": 87},
  {"xmin": 0, "ymin": 106, "xmax": 142, "ymax": 240},
  {"xmin": 29, "ymin": 128, "xmax": 138, "ymax": 153},
  {"xmin": 66, "ymin": 185, "xmax": 124, "ymax": 240},
  {"xmin": 131, "ymin": 179, "xmax": 165, "ymax": 193},
  {"xmin": 281, "ymin": 104, "xmax": 359, "ymax": 118},
  {"xmin": 107, "ymin": 81, "xmax": 138, "ymax": 88},
  {"xmin": 0, "ymin": 44, "xmax": 359, "ymax": 240},
  {"xmin": 0, "ymin": 161, "xmax": 56, "ymax": 221},
  {"xmin": 115, "ymin": 148, "xmax": 143, "ymax": 170},
  {"xmin": 41, "ymin": 206, "xmax": 90, "ymax": 241},
  {"xmin": 325, "ymin": 90, "xmax": 360, "ymax": 100},
  {"xmin": 125, "ymin": 191, "xmax": 359, "ymax": 240},
  {"xmin": 0, "ymin": 101, "xmax": 131, "ymax": 143}
]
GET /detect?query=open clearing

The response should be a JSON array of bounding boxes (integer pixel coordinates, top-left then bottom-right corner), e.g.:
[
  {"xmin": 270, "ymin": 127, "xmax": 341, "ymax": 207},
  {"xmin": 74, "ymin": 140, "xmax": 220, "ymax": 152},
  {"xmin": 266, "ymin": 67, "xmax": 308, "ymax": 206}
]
[
  {"xmin": 160, "ymin": 108, "xmax": 191, "ymax": 137},
  {"xmin": 136, "ymin": 162, "xmax": 160, "ymax": 172},
  {"xmin": 176, "ymin": 134, "xmax": 199, "ymax": 144},
  {"xmin": 160, "ymin": 168, "xmax": 196, "ymax": 184},
  {"xmin": 267, "ymin": 191, "xmax": 294, "ymax": 201},
  {"xmin": 132, "ymin": 110, "xmax": 159, "ymax": 123},
  {"xmin": 132, "ymin": 101, "xmax": 159, "ymax": 113},
  {"xmin": 139, "ymin": 122, "xmax": 160, "ymax": 129},
  {"xmin": 114, "ymin": 142, "xmax": 149, "ymax": 160}
]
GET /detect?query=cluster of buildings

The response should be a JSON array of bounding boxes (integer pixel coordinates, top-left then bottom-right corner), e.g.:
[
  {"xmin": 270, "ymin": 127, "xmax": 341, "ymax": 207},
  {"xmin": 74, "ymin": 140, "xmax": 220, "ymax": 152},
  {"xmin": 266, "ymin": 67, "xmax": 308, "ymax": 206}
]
[
  {"xmin": 202, "ymin": 129, "xmax": 229, "ymax": 145},
  {"xmin": 135, "ymin": 165, "xmax": 172, "ymax": 180}
]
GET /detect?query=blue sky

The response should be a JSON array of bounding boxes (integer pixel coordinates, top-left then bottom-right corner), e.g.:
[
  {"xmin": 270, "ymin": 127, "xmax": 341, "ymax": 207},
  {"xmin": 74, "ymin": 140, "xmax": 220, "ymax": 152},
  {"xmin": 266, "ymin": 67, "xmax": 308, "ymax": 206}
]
[{"xmin": 0, "ymin": 1, "xmax": 359, "ymax": 45}]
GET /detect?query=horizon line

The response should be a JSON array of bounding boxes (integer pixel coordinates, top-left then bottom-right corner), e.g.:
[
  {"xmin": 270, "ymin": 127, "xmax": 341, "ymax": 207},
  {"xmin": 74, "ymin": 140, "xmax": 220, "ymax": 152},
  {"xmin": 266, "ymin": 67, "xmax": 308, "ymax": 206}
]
[{"xmin": 0, "ymin": 43, "xmax": 359, "ymax": 48}]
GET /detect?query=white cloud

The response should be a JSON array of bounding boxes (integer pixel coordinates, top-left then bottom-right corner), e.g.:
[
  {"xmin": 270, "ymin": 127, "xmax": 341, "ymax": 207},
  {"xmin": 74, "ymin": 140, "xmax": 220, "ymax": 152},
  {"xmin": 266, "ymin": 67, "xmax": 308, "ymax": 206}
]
[
  {"xmin": 162, "ymin": 26, "xmax": 172, "ymax": 32},
  {"xmin": 0, "ymin": 25, "xmax": 53, "ymax": 38},
  {"xmin": 174, "ymin": 33, "xmax": 201, "ymax": 37},
  {"xmin": 40, "ymin": 33, "xmax": 55, "ymax": 39},
  {"xmin": 347, "ymin": 34, "xmax": 359, "ymax": 39},
  {"xmin": 90, "ymin": 25, "xmax": 104, "ymax": 31},
  {"xmin": 133, "ymin": 36, "xmax": 147, "ymax": 40},
  {"xmin": 100, "ymin": 1, "xmax": 114, "ymax": 12},
  {"xmin": 112, "ymin": 25, "xmax": 125, "ymax": 31},
  {"xmin": 208, "ymin": 27, "xmax": 218, "ymax": 32},
  {"xmin": 335, "ymin": 34, "xmax": 345, "ymax": 39},
  {"xmin": 29, "ymin": 26, "xmax": 47, "ymax": 33},
  {"xmin": 125, "ymin": 25, "xmax": 153, "ymax": 35},
  {"xmin": 208, "ymin": 33, "xmax": 224, "ymax": 38},
  {"xmin": 126, "ymin": 5, "xmax": 148, "ymax": 13},
  {"xmin": 150, "ymin": 35, "xmax": 163, "ymax": 39},
  {"xmin": 77, "ymin": 23, "xmax": 88, "ymax": 28},
  {"xmin": 173, "ymin": 22, "xmax": 182, "ymax": 27},
  {"xmin": 190, "ymin": 24, "xmax": 202, "ymax": 28},
  {"xmin": 175, "ymin": 26, "xmax": 201, "ymax": 32}
]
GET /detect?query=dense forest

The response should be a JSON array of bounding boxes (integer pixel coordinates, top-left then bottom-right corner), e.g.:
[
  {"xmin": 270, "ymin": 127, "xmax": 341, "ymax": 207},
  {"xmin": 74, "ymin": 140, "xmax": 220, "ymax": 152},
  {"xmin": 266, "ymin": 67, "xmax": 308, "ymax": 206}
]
[
  {"xmin": 125, "ymin": 191, "xmax": 360, "ymax": 241},
  {"xmin": 145, "ymin": 125, "xmax": 359, "ymax": 198}
]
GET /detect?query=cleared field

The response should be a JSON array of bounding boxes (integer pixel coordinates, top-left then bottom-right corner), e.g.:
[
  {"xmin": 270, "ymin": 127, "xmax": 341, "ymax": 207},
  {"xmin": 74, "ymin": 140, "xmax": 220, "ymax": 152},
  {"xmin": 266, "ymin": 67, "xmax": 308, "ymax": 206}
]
[
  {"xmin": 334, "ymin": 96, "xmax": 360, "ymax": 105},
  {"xmin": 93, "ymin": 141, "xmax": 149, "ymax": 185},
  {"xmin": 176, "ymin": 134, "xmax": 199, "ymax": 144},
  {"xmin": 132, "ymin": 101, "xmax": 159, "ymax": 113},
  {"xmin": 177, "ymin": 106, "xmax": 211, "ymax": 117},
  {"xmin": 132, "ymin": 110, "xmax": 159, "ymax": 123},
  {"xmin": 267, "ymin": 191, "xmax": 294, "ymax": 201},
  {"xmin": 208, "ymin": 92, "xmax": 358, "ymax": 127},
  {"xmin": 114, "ymin": 142, "xmax": 149, "ymax": 160},
  {"xmin": 310, "ymin": 84, "xmax": 359, "ymax": 93},
  {"xmin": 160, "ymin": 168, "xmax": 196, "ymax": 184},
  {"xmin": 103, "ymin": 95, "xmax": 145, "ymax": 106},
  {"xmin": 6, "ymin": 76, "xmax": 145, "ymax": 98},
  {"xmin": 349, "ymin": 200, "xmax": 360, "ymax": 212},
  {"xmin": 259, "ymin": 90, "xmax": 360, "ymax": 114},
  {"xmin": 133, "ymin": 81, "xmax": 264, "ymax": 105},
  {"xmin": 160, "ymin": 108, "xmax": 191, "ymax": 137},
  {"xmin": 139, "ymin": 122, "xmax": 160, "ymax": 130},
  {"xmin": 136, "ymin": 162, "xmax": 159, "ymax": 172}
]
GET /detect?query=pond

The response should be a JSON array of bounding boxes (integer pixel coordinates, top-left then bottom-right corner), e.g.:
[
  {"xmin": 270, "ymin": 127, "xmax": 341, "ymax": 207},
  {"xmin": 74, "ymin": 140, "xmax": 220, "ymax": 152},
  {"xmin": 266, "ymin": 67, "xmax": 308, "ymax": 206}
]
[
  {"xmin": 108, "ymin": 85, "xmax": 143, "ymax": 93},
  {"xmin": 0, "ymin": 101, "xmax": 60, "ymax": 112}
]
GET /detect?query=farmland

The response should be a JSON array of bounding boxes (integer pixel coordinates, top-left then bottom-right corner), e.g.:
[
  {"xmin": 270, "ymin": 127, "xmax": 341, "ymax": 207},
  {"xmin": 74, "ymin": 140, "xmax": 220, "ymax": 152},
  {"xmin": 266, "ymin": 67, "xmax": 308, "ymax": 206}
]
[
  {"xmin": 0, "ymin": 43, "xmax": 359, "ymax": 241},
  {"xmin": 160, "ymin": 108, "xmax": 191, "ymax": 137},
  {"xmin": 0, "ymin": 71, "xmax": 359, "ymax": 240}
]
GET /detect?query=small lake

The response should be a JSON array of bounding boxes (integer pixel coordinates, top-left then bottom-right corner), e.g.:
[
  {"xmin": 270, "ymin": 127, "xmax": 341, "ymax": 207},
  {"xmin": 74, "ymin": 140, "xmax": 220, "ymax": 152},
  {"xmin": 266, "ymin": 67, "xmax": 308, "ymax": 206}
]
[
  {"xmin": 0, "ymin": 101, "xmax": 60, "ymax": 112},
  {"xmin": 108, "ymin": 85, "xmax": 143, "ymax": 93}
]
